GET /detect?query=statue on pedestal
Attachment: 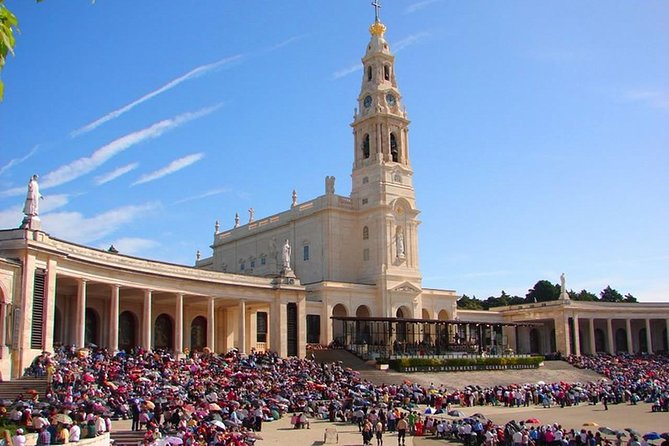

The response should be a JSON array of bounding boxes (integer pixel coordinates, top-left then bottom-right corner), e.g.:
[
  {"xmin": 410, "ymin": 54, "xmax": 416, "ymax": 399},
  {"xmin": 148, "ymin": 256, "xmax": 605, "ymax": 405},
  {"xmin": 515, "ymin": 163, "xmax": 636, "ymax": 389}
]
[
  {"xmin": 23, "ymin": 174, "xmax": 42, "ymax": 216},
  {"xmin": 282, "ymin": 239, "xmax": 291, "ymax": 270}
]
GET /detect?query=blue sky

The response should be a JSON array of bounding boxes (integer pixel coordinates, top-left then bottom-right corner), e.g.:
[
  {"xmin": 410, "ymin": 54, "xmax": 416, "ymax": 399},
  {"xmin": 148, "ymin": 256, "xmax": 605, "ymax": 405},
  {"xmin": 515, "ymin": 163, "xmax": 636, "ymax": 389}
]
[{"xmin": 1, "ymin": 1, "xmax": 667, "ymax": 302}]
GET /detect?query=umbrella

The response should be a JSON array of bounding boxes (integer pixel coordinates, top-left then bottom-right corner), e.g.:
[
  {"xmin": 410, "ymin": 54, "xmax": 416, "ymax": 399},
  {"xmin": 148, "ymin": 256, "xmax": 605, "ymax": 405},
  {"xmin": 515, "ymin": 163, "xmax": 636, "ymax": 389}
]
[
  {"xmin": 526, "ymin": 418, "xmax": 540, "ymax": 424},
  {"xmin": 598, "ymin": 427, "xmax": 618, "ymax": 436},
  {"xmin": 26, "ymin": 389, "xmax": 39, "ymax": 395},
  {"xmin": 660, "ymin": 434, "xmax": 669, "ymax": 440},
  {"xmin": 536, "ymin": 381, "xmax": 546, "ymax": 385},
  {"xmin": 625, "ymin": 428, "xmax": 641, "ymax": 437},
  {"xmin": 164, "ymin": 437, "xmax": 183, "ymax": 445},
  {"xmin": 144, "ymin": 401, "xmax": 155, "ymax": 410},
  {"xmin": 583, "ymin": 422, "xmax": 599, "ymax": 427},
  {"xmin": 223, "ymin": 420, "xmax": 238, "ymax": 428},
  {"xmin": 210, "ymin": 420, "xmax": 226, "ymax": 429},
  {"xmin": 448, "ymin": 410, "xmax": 466, "ymax": 417},
  {"xmin": 472, "ymin": 413, "xmax": 487, "ymax": 420},
  {"xmin": 208, "ymin": 403, "xmax": 222, "ymax": 412},
  {"xmin": 53, "ymin": 413, "xmax": 73, "ymax": 425},
  {"xmin": 643, "ymin": 433, "xmax": 661, "ymax": 441}
]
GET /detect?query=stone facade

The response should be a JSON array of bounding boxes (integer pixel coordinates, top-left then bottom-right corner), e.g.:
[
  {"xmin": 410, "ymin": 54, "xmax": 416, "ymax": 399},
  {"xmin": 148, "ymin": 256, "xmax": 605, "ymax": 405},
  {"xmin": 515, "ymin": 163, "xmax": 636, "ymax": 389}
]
[{"xmin": 0, "ymin": 16, "xmax": 667, "ymax": 380}]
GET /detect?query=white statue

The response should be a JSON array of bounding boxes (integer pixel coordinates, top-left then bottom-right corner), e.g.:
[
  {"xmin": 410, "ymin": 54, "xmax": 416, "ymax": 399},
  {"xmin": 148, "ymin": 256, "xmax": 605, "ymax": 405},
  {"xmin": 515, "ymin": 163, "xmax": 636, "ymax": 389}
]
[
  {"xmin": 396, "ymin": 230, "xmax": 405, "ymax": 258},
  {"xmin": 560, "ymin": 273, "xmax": 569, "ymax": 299},
  {"xmin": 23, "ymin": 174, "xmax": 42, "ymax": 216},
  {"xmin": 248, "ymin": 208, "xmax": 255, "ymax": 223},
  {"xmin": 291, "ymin": 189, "xmax": 297, "ymax": 207},
  {"xmin": 282, "ymin": 239, "xmax": 291, "ymax": 269},
  {"xmin": 234, "ymin": 212, "xmax": 240, "ymax": 228}
]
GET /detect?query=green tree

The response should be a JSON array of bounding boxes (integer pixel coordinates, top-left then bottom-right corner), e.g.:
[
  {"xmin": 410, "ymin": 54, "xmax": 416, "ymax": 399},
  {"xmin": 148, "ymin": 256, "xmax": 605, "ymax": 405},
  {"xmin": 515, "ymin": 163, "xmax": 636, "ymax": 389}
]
[
  {"xmin": 457, "ymin": 294, "xmax": 484, "ymax": 310},
  {"xmin": 525, "ymin": 280, "xmax": 560, "ymax": 303},
  {"xmin": 0, "ymin": 0, "xmax": 19, "ymax": 100},
  {"xmin": 623, "ymin": 293, "xmax": 637, "ymax": 303},
  {"xmin": 600, "ymin": 285, "xmax": 623, "ymax": 302},
  {"xmin": 569, "ymin": 289, "xmax": 599, "ymax": 301},
  {"xmin": 483, "ymin": 291, "xmax": 524, "ymax": 309}
]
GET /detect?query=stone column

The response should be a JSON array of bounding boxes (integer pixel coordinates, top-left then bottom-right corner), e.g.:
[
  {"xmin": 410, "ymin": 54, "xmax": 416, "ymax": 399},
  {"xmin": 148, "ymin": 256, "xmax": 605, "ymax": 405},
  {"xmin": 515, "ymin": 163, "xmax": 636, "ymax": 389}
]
[
  {"xmin": 142, "ymin": 290, "xmax": 152, "ymax": 351},
  {"xmin": 207, "ymin": 297, "xmax": 216, "ymax": 352},
  {"xmin": 607, "ymin": 319, "xmax": 614, "ymax": 354},
  {"xmin": 588, "ymin": 318, "xmax": 596, "ymax": 354},
  {"xmin": 109, "ymin": 285, "xmax": 120, "ymax": 352},
  {"xmin": 573, "ymin": 314, "xmax": 581, "ymax": 356},
  {"xmin": 625, "ymin": 319, "xmax": 633, "ymax": 354},
  {"xmin": 43, "ymin": 258, "xmax": 58, "ymax": 352},
  {"xmin": 645, "ymin": 319, "xmax": 653, "ymax": 354},
  {"xmin": 297, "ymin": 294, "xmax": 307, "ymax": 359},
  {"xmin": 175, "ymin": 293, "xmax": 184, "ymax": 355},
  {"xmin": 237, "ymin": 299, "xmax": 246, "ymax": 353},
  {"xmin": 76, "ymin": 279, "xmax": 87, "ymax": 348},
  {"xmin": 270, "ymin": 298, "xmax": 287, "ymax": 357}
]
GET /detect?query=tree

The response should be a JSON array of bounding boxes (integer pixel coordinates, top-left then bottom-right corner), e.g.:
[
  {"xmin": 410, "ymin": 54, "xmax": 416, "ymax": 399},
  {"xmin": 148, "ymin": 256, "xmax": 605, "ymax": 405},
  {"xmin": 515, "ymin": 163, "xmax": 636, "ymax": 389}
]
[
  {"xmin": 0, "ymin": 0, "xmax": 19, "ymax": 101},
  {"xmin": 623, "ymin": 293, "xmax": 637, "ymax": 303},
  {"xmin": 483, "ymin": 291, "xmax": 524, "ymax": 309},
  {"xmin": 600, "ymin": 285, "xmax": 623, "ymax": 303},
  {"xmin": 569, "ymin": 289, "xmax": 599, "ymax": 302},
  {"xmin": 457, "ymin": 294, "xmax": 484, "ymax": 310},
  {"xmin": 525, "ymin": 280, "xmax": 560, "ymax": 303}
]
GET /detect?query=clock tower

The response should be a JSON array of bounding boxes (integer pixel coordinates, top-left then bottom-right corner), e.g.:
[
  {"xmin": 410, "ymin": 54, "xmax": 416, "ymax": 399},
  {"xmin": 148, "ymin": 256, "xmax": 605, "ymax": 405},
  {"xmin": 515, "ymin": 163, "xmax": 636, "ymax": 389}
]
[{"xmin": 351, "ymin": 8, "xmax": 422, "ymax": 317}]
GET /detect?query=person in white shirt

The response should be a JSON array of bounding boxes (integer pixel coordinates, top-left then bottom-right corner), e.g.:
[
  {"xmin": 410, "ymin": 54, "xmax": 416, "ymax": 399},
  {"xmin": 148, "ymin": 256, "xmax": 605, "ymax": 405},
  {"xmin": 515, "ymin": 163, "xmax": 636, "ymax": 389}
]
[
  {"xmin": 69, "ymin": 423, "xmax": 81, "ymax": 442},
  {"xmin": 12, "ymin": 428, "xmax": 27, "ymax": 446}
]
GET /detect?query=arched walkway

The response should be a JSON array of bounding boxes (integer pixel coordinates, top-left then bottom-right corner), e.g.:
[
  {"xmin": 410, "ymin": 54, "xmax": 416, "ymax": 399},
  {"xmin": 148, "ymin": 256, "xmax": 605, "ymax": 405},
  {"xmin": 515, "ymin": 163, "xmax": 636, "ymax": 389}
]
[
  {"xmin": 119, "ymin": 311, "xmax": 137, "ymax": 352},
  {"xmin": 355, "ymin": 305, "xmax": 371, "ymax": 343},
  {"xmin": 332, "ymin": 304, "xmax": 348, "ymax": 342},
  {"xmin": 615, "ymin": 328, "xmax": 627, "ymax": 352},
  {"xmin": 395, "ymin": 306, "xmax": 411, "ymax": 342},
  {"xmin": 190, "ymin": 316, "xmax": 207, "ymax": 351},
  {"xmin": 84, "ymin": 308, "xmax": 99, "ymax": 347},
  {"xmin": 595, "ymin": 328, "xmax": 606, "ymax": 353},
  {"xmin": 154, "ymin": 313, "xmax": 173, "ymax": 350}
]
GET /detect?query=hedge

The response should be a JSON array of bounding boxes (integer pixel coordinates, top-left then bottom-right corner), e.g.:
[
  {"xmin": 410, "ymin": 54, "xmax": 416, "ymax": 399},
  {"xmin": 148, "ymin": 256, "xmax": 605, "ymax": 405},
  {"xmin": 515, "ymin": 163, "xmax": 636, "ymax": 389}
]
[{"xmin": 388, "ymin": 355, "xmax": 544, "ymax": 372}]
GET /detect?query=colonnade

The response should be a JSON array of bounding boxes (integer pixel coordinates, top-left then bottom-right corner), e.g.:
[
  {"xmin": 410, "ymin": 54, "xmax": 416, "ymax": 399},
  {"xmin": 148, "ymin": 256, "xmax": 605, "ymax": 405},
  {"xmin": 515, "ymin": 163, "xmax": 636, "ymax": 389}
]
[{"xmin": 561, "ymin": 314, "xmax": 669, "ymax": 356}]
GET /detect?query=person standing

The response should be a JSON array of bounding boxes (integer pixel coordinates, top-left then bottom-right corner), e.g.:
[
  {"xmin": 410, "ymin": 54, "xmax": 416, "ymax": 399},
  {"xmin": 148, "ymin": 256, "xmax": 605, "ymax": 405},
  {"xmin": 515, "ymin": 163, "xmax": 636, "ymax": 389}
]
[
  {"xmin": 396, "ymin": 414, "xmax": 408, "ymax": 446},
  {"xmin": 375, "ymin": 419, "xmax": 384, "ymax": 446}
]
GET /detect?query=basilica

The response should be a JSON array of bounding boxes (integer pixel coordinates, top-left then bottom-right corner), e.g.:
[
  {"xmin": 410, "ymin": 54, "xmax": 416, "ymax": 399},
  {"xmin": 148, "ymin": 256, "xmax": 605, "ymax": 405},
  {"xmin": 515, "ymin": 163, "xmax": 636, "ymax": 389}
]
[{"xmin": 0, "ymin": 12, "xmax": 667, "ymax": 380}]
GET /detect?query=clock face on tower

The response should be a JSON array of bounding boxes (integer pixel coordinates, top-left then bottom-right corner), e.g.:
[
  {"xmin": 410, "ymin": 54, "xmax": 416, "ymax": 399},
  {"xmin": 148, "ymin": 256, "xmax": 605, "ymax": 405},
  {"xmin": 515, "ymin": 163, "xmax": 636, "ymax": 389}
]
[
  {"xmin": 386, "ymin": 93, "xmax": 396, "ymax": 106},
  {"xmin": 364, "ymin": 95, "xmax": 372, "ymax": 108}
]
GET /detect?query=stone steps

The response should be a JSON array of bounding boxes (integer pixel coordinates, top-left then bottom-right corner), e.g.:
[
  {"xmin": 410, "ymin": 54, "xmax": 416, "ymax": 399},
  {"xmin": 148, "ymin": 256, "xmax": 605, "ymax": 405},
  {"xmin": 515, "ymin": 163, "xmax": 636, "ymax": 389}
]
[{"xmin": 0, "ymin": 377, "xmax": 49, "ymax": 400}]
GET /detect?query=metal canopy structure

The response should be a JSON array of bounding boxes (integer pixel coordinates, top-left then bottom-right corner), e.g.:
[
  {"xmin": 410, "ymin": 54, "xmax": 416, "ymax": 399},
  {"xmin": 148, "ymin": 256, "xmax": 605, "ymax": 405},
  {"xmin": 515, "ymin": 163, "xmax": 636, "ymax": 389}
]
[{"xmin": 331, "ymin": 316, "xmax": 537, "ymax": 360}]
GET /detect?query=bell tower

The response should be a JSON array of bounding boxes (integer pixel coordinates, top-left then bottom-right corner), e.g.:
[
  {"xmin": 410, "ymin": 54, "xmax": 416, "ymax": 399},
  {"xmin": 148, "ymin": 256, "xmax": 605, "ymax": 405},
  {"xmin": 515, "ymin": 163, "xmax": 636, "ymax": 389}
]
[{"xmin": 351, "ymin": 3, "xmax": 422, "ymax": 314}]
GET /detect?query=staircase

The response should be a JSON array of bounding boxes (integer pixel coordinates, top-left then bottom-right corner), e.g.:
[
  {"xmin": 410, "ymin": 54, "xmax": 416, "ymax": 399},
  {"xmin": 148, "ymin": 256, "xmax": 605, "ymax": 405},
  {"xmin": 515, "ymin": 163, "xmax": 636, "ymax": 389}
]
[
  {"xmin": 110, "ymin": 426, "xmax": 144, "ymax": 446},
  {"xmin": 311, "ymin": 349, "xmax": 406, "ymax": 386},
  {"xmin": 0, "ymin": 377, "xmax": 49, "ymax": 400}
]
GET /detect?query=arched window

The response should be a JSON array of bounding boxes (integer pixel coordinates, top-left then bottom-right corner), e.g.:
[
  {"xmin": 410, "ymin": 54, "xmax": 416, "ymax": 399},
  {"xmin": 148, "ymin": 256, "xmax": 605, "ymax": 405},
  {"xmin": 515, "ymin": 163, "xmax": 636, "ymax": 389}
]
[
  {"xmin": 384, "ymin": 65, "xmax": 390, "ymax": 81},
  {"xmin": 367, "ymin": 66, "xmax": 372, "ymax": 81},
  {"xmin": 362, "ymin": 226, "xmax": 369, "ymax": 240},
  {"xmin": 390, "ymin": 133, "xmax": 398, "ymax": 162},
  {"xmin": 154, "ymin": 314, "xmax": 173, "ymax": 350},
  {"xmin": 362, "ymin": 134, "xmax": 370, "ymax": 159}
]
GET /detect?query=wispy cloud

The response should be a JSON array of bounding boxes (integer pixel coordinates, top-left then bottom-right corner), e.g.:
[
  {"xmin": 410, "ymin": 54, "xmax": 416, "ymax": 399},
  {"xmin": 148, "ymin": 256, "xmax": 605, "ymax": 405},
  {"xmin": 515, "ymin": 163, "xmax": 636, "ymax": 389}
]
[
  {"xmin": 42, "ymin": 202, "xmax": 159, "ymax": 244},
  {"xmin": 393, "ymin": 32, "xmax": 430, "ymax": 53},
  {"xmin": 0, "ymin": 145, "xmax": 39, "ymax": 176},
  {"xmin": 623, "ymin": 89, "xmax": 669, "ymax": 110},
  {"xmin": 173, "ymin": 187, "xmax": 229, "ymax": 205},
  {"xmin": 2, "ymin": 105, "xmax": 222, "ymax": 198},
  {"xmin": 133, "ymin": 153, "xmax": 204, "ymax": 186},
  {"xmin": 102, "ymin": 237, "xmax": 160, "ymax": 256},
  {"xmin": 95, "ymin": 162, "xmax": 139, "ymax": 185},
  {"xmin": 264, "ymin": 35, "xmax": 305, "ymax": 52},
  {"xmin": 332, "ymin": 63, "xmax": 361, "ymax": 80},
  {"xmin": 71, "ymin": 55, "xmax": 242, "ymax": 137},
  {"xmin": 405, "ymin": 0, "xmax": 443, "ymax": 14}
]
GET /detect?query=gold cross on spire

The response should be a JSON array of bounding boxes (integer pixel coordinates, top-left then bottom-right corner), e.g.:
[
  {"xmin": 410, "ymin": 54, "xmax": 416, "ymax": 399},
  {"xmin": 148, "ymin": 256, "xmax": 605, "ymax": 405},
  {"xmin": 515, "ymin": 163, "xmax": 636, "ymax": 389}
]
[{"xmin": 372, "ymin": 0, "xmax": 382, "ymax": 22}]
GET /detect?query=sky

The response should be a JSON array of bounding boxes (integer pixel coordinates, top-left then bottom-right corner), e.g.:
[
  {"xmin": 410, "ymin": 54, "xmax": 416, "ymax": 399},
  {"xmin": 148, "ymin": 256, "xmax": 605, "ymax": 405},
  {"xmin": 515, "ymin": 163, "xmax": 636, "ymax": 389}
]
[{"xmin": 0, "ymin": 1, "xmax": 667, "ymax": 302}]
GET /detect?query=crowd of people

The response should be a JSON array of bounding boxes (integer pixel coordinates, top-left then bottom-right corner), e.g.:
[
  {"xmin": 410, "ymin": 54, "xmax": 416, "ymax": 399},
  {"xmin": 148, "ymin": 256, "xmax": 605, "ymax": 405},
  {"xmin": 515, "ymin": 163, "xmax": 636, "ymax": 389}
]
[{"xmin": 0, "ymin": 347, "xmax": 666, "ymax": 446}]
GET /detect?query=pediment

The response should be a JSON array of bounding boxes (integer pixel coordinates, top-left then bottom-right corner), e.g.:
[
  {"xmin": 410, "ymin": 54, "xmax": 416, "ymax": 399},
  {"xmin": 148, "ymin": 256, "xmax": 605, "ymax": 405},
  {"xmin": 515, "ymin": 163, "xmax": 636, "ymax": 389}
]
[{"xmin": 391, "ymin": 281, "xmax": 421, "ymax": 294}]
